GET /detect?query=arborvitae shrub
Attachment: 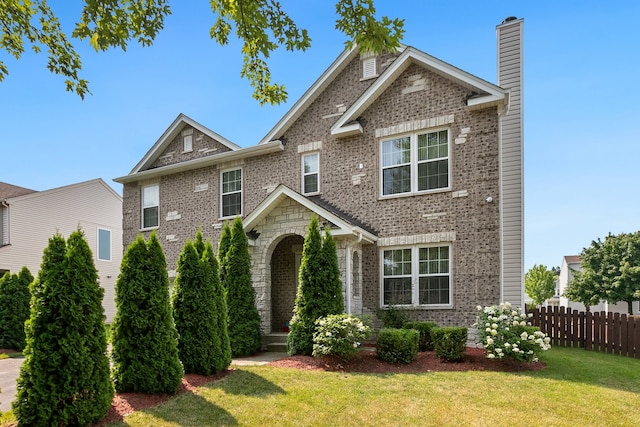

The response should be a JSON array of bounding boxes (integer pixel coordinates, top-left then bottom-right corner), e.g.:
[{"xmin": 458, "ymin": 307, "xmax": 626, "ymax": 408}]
[
  {"xmin": 172, "ymin": 230, "xmax": 230, "ymax": 375},
  {"xmin": 225, "ymin": 218, "xmax": 262, "ymax": 357},
  {"xmin": 217, "ymin": 221, "xmax": 232, "ymax": 289},
  {"xmin": 0, "ymin": 267, "xmax": 33, "ymax": 350},
  {"xmin": 288, "ymin": 216, "xmax": 345, "ymax": 356},
  {"xmin": 431, "ymin": 326, "xmax": 468, "ymax": 362},
  {"xmin": 403, "ymin": 321, "xmax": 438, "ymax": 351},
  {"xmin": 13, "ymin": 230, "xmax": 113, "ymax": 426},
  {"xmin": 111, "ymin": 232, "xmax": 183, "ymax": 394},
  {"xmin": 376, "ymin": 328, "xmax": 419, "ymax": 364}
]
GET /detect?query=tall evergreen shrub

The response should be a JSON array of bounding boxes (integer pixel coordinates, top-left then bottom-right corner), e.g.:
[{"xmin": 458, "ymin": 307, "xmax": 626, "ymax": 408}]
[
  {"xmin": 225, "ymin": 217, "xmax": 262, "ymax": 357},
  {"xmin": 13, "ymin": 230, "xmax": 113, "ymax": 426},
  {"xmin": 172, "ymin": 230, "xmax": 231, "ymax": 374},
  {"xmin": 217, "ymin": 221, "xmax": 232, "ymax": 288},
  {"xmin": 111, "ymin": 232, "xmax": 183, "ymax": 394},
  {"xmin": 288, "ymin": 216, "xmax": 344, "ymax": 356},
  {"xmin": 0, "ymin": 267, "xmax": 33, "ymax": 350}
]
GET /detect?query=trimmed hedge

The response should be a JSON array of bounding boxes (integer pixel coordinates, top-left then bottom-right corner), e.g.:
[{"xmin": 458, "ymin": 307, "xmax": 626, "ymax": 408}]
[
  {"xmin": 432, "ymin": 326, "xmax": 467, "ymax": 362},
  {"xmin": 376, "ymin": 328, "xmax": 419, "ymax": 364},
  {"xmin": 403, "ymin": 321, "xmax": 437, "ymax": 351}
]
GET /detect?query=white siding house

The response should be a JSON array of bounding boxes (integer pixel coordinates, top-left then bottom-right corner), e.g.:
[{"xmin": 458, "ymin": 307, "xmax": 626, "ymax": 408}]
[
  {"xmin": 558, "ymin": 255, "xmax": 639, "ymax": 315},
  {"xmin": 0, "ymin": 179, "xmax": 122, "ymax": 322}
]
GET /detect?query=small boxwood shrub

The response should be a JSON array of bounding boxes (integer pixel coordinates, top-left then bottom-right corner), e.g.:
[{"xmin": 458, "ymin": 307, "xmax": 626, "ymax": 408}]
[
  {"xmin": 376, "ymin": 328, "xmax": 419, "ymax": 364},
  {"xmin": 431, "ymin": 326, "xmax": 467, "ymax": 362},
  {"xmin": 403, "ymin": 321, "xmax": 437, "ymax": 351}
]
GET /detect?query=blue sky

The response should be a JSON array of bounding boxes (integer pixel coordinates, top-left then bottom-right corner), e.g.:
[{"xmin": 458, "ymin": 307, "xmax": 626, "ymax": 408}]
[{"xmin": 1, "ymin": 1, "xmax": 638, "ymax": 271}]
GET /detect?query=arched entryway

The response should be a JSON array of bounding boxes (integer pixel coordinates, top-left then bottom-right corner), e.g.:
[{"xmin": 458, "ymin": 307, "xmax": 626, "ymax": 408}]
[{"xmin": 270, "ymin": 234, "xmax": 304, "ymax": 333}]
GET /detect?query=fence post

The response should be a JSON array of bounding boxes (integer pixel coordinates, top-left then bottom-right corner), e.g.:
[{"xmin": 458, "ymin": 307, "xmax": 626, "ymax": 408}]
[{"xmin": 621, "ymin": 313, "xmax": 628, "ymax": 357}]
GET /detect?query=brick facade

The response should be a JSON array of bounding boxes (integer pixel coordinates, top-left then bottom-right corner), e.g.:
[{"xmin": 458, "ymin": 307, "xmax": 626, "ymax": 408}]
[{"xmin": 119, "ymin": 37, "xmax": 522, "ymax": 334}]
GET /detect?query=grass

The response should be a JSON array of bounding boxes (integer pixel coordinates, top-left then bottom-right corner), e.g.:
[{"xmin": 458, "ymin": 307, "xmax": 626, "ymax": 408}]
[
  {"xmin": 3, "ymin": 347, "xmax": 640, "ymax": 426},
  {"xmin": 113, "ymin": 347, "xmax": 640, "ymax": 427}
]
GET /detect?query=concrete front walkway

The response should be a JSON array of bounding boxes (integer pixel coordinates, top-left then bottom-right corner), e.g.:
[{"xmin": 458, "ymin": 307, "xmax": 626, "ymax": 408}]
[
  {"xmin": 0, "ymin": 351, "xmax": 287, "ymax": 413},
  {"xmin": 0, "ymin": 357, "xmax": 23, "ymax": 413}
]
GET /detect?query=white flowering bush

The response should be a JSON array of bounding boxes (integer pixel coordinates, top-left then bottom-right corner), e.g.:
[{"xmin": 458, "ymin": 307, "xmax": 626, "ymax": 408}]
[
  {"xmin": 312, "ymin": 314, "xmax": 372, "ymax": 359},
  {"xmin": 475, "ymin": 302, "xmax": 551, "ymax": 362}
]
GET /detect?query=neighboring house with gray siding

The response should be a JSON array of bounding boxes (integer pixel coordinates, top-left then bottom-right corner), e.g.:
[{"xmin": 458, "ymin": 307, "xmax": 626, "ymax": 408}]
[
  {"xmin": 115, "ymin": 18, "xmax": 524, "ymax": 336},
  {"xmin": 0, "ymin": 178, "xmax": 123, "ymax": 322}
]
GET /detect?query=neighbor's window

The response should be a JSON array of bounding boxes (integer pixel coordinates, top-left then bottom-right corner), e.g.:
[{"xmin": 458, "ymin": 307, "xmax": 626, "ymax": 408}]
[
  {"xmin": 382, "ymin": 244, "xmax": 451, "ymax": 307},
  {"xmin": 381, "ymin": 129, "xmax": 449, "ymax": 196},
  {"xmin": 302, "ymin": 152, "xmax": 319, "ymax": 194},
  {"xmin": 97, "ymin": 228, "xmax": 111, "ymax": 261},
  {"xmin": 221, "ymin": 168, "xmax": 242, "ymax": 217},
  {"xmin": 141, "ymin": 184, "xmax": 159, "ymax": 229}
]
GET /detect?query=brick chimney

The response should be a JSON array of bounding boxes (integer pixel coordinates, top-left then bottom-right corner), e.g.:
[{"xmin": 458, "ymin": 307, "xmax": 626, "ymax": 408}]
[{"xmin": 496, "ymin": 17, "xmax": 524, "ymax": 307}]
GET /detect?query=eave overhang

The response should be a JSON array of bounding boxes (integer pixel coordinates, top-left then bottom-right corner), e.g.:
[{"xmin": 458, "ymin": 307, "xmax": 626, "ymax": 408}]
[
  {"xmin": 114, "ymin": 141, "xmax": 284, "ymax": 184},
  {"xmin": 243, "ymin": 185, "xmax": 377, "ymax": 244}
]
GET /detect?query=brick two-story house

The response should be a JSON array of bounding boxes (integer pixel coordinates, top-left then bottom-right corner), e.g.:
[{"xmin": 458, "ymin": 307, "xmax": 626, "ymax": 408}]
[{"xmin": 115, "ymin": 18, "xmax": 524, "ymax": 337}]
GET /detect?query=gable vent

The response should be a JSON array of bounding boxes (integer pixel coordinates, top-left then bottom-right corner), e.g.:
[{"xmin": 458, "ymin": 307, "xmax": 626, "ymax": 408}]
[{"xmin": 362, "ymin": 57, "xmax": 377, "ymax": 79}]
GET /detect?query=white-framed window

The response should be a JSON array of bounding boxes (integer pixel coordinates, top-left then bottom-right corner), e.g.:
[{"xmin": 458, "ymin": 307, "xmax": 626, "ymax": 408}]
[
  {"xmin": 141, "ymin": 184, "xmax": 159, "ymax": 229},
  {"xmin": 302, "ymin": 152, "xmax": 319, "ymax": 195},
  {"xmin": 381, "ymin": 244, "xmax": 452, "ymax": 307},
  {"xmin": 352, "ymin": 251, "xmax": 361, "ymax": 298},
  {"xmin": 380, "ymin": 129, "xmax": 450, "ymax": 197},
  {"xmin": 97, "ymin": 228, "xmax": 111, "ymax": 261},
  {"xmin": 221, "ymin": 168, "xmax": 242, "ymax": 218}
]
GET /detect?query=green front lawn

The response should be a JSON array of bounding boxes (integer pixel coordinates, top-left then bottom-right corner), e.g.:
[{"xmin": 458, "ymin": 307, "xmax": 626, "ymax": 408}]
[
  {"xmin": 2, "ymin": 347, "xmax": 640, "ymax": 426},
  {"xmin": 112, "ymin": 347, "xmax": 640, "ymax": 427}
]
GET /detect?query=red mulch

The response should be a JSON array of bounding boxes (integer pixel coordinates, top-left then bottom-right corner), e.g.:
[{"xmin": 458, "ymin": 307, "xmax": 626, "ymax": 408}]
[
  {"xmin": 2, "ymin": 347, "xmax": 544, "ymax": 426},
  {"xmin": 268, "ymin": 347, "xmax": 545, "ymax": 374}
]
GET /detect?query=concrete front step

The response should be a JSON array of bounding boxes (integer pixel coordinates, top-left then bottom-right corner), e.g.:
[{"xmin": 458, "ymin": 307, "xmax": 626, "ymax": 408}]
[{"xmin": 263, "ymin": 332, "xmax": 288, "ymax": 352}]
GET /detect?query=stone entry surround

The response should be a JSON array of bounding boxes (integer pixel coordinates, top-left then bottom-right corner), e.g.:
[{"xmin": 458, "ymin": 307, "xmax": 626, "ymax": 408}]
[{"xmin": 247, "ymin": 196, "xmax": 367, "ymax": 334}]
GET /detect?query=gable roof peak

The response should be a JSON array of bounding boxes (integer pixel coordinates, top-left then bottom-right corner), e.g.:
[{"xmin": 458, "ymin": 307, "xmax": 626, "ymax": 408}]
[{"xmin": 130, "ymin": 113, "xmax": 241, "ymax": 174}]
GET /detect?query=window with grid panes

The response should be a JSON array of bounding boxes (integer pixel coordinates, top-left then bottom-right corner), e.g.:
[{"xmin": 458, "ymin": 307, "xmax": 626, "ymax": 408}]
[{"xmin": 221, "ymin": 168, "xmax": 242, "ymax": 217}]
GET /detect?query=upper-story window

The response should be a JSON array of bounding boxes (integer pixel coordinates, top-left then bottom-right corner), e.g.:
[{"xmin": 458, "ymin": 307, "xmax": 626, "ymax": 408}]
[
  {"xmin": 97, "ymin": 228, "xmax": 111, "ymax": 261},
  {"xmin": 221, "ymin": 168, "xmax": 242, "ymax": 218},
  {"xmin": 302, "ymin": 152, "xmax": 319, "ymax": 195},
  {"xmin": 141, "ymin": 184, "xmax": 159, "ymax": 229},
  {"xmin": 381, "ymin": 129, "xmax": 450, "ymax": 197},
  {"xmin": 382, "ymin": 244, "xmax": 451, "ymax": 307}
]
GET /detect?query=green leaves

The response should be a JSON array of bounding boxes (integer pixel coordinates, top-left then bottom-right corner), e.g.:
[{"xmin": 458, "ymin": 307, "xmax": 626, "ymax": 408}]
[
  {"xmin": 335, "ymin": 0, "xmax": 405, "ymax": 54},
  {"xmin": 1, "ymin": 0, "xmax": 404, "ymax": 104},
  {"xmin": 524, "ymin": 264, "xmax": 557, "ymax": 307}
]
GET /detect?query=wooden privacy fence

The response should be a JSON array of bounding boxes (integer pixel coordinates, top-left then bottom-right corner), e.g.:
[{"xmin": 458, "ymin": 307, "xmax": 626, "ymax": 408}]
[{"xmin": 527, "ymin": 306, "xmax": 640, "ymax": 359}]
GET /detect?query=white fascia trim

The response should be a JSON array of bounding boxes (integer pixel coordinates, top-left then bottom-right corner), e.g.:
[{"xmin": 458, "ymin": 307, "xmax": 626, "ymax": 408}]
[
  {"xmin": 332, "ymin": 47, "xmax": 507, "ymax": 136},
  {"xmin": 331, "ymin": 122, "xmax": 363, "ymax": 137},
  {"xmin": 131, "ymin": 113, "xmax": 242, "ymax": 174},
  {"xmin": 258, "ymin": 46, "xmax": 360, "ymax": 145},
  {"xmin": 114, "ymin": 141, "xmax": 283, "ymax": 184},
  {"xmin": 243, "ymin": 185, "xmax": 377, "ymax": 243}
]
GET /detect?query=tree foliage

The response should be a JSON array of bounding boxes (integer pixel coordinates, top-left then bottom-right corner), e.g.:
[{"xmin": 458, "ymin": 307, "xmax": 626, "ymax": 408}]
[
  {"xmin": 172, "ymin": 230, "xmax": 231, "ymax": 375},
  {"xmin": 1, "ymin": 1, "xmax": 404, "ymax": 104},
  {"xmin": 224, "ymin": 217, "xmax": 262, "ymax": 357},
  {"xmin": 0, "ymin": 267, "xmax": 33, "ymax": 350},
  {"xmin": 288, "ymin": 216, "xmax": 344, "ymax": 356},
  {"xmin": 111, "ymin": 232, "xmax": 183, "ymax": 394},
  {"xmin": 565, "ymin": 232, "xmax": 640, "ymax": 315},
  {"xmin": 524, "ymin": 264, "xmax": 557, "ymax": 307},
  {"xmin": 13, "ymin": 230, "xmax": 113, "ymax": 426}
]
